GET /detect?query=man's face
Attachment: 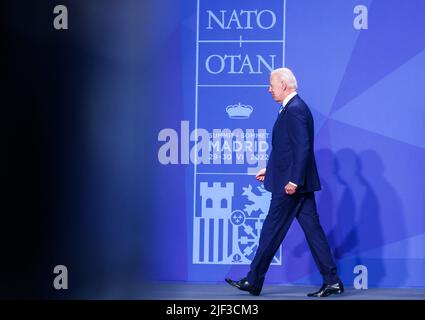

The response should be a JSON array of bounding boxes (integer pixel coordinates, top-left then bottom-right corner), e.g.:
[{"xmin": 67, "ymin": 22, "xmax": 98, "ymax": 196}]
[{"xmin": 268, "ymin": 74, "xmax": 286, "ymax": 103}]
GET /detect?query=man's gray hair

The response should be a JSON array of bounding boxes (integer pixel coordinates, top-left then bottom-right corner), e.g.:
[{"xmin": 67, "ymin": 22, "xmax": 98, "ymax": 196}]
[{"xmin": 271, "ymin": 67, "xmax": 298, "ymax": 89}]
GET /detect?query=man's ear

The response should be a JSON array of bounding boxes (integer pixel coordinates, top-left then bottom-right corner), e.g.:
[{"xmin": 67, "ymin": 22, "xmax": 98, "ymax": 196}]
[{"xmin": 281, "ymin": 81, "xmax": 287, "ymax": 91}]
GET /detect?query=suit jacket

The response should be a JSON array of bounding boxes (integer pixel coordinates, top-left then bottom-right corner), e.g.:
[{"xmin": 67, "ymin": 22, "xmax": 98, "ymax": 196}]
[{"xmin": 264, "ymin": 94, "xmax": 321, "ymax": 194}]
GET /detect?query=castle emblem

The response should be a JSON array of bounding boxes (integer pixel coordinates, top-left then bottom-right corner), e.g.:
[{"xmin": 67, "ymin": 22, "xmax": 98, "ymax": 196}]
[{"xmin": 193, "ymin": 181, "xmax": 281, "ymax": 265}]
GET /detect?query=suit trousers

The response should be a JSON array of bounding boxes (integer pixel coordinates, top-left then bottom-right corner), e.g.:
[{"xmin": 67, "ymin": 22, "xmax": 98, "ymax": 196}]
[{"xmin": 246, "ymin": 191, "xmax": 339, "ymax": 290}]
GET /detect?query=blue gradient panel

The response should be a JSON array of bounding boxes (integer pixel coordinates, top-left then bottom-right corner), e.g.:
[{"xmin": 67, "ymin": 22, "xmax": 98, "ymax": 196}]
[{"xmin": 146, "ymin": 0, "xmax": 425, "ymax": 288}]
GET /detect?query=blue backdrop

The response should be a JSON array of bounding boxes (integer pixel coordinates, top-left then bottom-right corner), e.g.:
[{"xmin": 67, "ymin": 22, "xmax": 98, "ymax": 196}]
[{"xmin": 151, "ymin": 0, "xmax": 425, "ymax": 288}]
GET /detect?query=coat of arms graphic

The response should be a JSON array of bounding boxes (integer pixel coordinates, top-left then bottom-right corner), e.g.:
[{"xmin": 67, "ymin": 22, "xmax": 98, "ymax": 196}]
[{"xmin": 193, "ymin": 182, "xmax": 281, "ymax": 265}]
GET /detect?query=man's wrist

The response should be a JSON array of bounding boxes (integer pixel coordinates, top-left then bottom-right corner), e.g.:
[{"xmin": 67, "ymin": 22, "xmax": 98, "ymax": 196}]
[{"xmin": 288, "ymin": 181, "xmax": 298, "ymax": 188}]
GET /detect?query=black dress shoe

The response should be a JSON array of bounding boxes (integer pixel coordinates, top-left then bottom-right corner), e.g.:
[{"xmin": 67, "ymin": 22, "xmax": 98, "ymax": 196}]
[
  {"xmin": 225, "ymin": 277, "xmax": 261, "ymax": 296},
  {"xmin": 307, "ymin": 281, "xmax": 344, "ymax": 297}
]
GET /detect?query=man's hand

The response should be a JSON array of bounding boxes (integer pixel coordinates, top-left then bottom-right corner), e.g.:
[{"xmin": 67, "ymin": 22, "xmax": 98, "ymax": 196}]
[
  {"xmin": 256, "ymin": 168, "xmax": 266, "ymax": 182},
  {"xmin": 284, "ymin": 182, "xmax": 297, "ymax": 195}
]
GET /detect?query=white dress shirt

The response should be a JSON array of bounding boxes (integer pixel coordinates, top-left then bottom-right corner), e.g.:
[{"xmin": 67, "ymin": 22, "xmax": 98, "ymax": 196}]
[{"xmin": 283, "ymin": 91, "xmax": 298, "ymax": 108}]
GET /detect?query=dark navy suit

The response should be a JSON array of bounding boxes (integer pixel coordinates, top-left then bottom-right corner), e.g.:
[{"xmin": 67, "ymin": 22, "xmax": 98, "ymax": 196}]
[{"xmin": 246, "ymin": 94, "xmax": 340, "ymax": 291}]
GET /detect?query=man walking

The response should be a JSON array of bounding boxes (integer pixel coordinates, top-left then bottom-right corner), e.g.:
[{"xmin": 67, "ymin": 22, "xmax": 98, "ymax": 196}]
[{"xmin": 225, "ymin": 68, "xmax": 343, "ymax": 297}]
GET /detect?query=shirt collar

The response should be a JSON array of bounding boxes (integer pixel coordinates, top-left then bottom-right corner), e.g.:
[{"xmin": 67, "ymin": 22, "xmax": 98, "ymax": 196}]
[{"xmin": 282, "ymin": 91, "xmax": 297, "ymax": 107}]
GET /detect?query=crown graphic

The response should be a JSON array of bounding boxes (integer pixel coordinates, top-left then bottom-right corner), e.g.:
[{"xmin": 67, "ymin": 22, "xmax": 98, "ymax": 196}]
[{"xmin": 226, "ymin": 102, "xmax": 253, "ymax": 119}]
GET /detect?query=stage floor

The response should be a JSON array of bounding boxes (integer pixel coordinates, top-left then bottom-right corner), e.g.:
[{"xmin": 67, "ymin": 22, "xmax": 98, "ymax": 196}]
[{"xmin": 136, "ymin": 282, "xmax": 425, "ymax": 300}]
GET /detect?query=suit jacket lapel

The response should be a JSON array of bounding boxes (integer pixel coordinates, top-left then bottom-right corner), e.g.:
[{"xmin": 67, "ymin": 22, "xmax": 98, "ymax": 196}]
[
  {"xmin": 278, "ymin": 94, "xmax": 298, "ymax": 119},
  {"xmin": 272, "ymin": 95, "xmax": 299, "ymax": 144}
]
